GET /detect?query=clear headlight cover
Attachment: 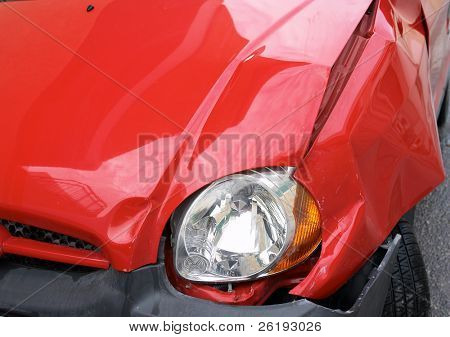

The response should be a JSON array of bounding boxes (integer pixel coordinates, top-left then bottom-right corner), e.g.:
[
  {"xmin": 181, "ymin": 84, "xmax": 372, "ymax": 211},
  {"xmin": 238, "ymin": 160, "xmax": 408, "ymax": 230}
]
[{"xmin": 171, "ymin": 167, "xmax": 321, "ymax": 282}]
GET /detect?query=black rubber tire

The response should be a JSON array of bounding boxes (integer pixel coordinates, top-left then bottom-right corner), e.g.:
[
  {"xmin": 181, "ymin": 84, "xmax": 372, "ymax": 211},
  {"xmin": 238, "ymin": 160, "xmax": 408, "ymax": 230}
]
[
  {"xmin": 437, "ymin": 83, "xmax": 448, "ymax": 127},
  {"xmin": 382, "ymin": 220, "xmax": 430, "ymax": 316}
]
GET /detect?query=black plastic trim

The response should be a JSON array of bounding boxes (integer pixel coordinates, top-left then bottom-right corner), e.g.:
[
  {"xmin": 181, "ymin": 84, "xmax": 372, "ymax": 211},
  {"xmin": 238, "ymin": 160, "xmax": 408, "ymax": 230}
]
[{"xmin": 0, "ymin": 235, "xmax": 400, "ymax": 316}]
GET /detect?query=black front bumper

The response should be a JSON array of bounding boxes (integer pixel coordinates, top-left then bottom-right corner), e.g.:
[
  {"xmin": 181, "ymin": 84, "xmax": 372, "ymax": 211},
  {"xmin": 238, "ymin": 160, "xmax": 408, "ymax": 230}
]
[{"xmin": 0, "ymin": 235, "xmax": 400, "ymax": 317}]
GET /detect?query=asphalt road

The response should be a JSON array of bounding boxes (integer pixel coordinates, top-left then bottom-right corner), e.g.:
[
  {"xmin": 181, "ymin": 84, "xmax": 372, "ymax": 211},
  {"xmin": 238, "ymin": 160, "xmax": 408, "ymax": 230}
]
[{"xmin": 415, "ymin": 116, "xmax": 449, "ymax": 317}]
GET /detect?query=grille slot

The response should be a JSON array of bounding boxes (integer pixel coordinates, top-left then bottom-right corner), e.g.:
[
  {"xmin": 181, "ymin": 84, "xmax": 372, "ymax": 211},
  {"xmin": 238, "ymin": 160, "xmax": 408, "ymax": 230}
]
[
  {"xmin": 1, "ymin": 219, "xmax": 97, "ymax": 251},
  {"xmin": 1, "ymin": 254, "xmax": 96, "ymax": 272}
]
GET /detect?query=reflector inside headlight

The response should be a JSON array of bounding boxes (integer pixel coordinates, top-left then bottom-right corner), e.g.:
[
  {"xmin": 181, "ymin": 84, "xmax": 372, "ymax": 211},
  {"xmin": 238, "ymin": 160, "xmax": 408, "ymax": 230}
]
[{"xmin": 171, "ymin": 167, "xmax": 321, "ymax": 282}]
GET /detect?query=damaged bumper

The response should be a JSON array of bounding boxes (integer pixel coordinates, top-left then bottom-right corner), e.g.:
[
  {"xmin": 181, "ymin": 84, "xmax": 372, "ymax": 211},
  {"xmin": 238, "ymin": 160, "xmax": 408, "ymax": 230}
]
[{"xmin": 0, "ymin": 236, "xmax": 400, "ymax": 317}]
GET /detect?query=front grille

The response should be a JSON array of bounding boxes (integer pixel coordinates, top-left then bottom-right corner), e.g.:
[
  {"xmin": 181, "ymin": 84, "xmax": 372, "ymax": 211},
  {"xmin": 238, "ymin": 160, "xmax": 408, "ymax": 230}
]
[
  {"xmin": 1, "ymin": 219, "xmax": 97, "ymax": 251},
  {"xmin": 1, "ymin": 254, "xmax": 96, "ymax": 273}
]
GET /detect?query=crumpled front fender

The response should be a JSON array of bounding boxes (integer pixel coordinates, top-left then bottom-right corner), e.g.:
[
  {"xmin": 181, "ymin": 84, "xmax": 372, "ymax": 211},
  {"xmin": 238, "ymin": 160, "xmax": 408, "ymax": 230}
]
[{"xmin": 290, "ymin": 0, "xmax": 445, "ymax": 298}]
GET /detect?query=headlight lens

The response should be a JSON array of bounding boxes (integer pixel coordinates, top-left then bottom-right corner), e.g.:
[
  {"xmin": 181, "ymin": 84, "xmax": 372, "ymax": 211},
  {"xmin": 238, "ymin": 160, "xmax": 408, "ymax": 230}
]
[{"xmin": 171, "ymin": 167, "xmax": 321, "ymax": 282}]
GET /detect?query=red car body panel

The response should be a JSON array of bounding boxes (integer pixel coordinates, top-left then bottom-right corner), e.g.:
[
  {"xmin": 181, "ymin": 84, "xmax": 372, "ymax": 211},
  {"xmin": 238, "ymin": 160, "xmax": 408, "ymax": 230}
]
[
  {"xmin": 0, "ymin": 0, "xmax": 447, "ymax": 300},
  {"xmin": 292, "ymin": 0, "xmax": 447, "ymax": 298}
]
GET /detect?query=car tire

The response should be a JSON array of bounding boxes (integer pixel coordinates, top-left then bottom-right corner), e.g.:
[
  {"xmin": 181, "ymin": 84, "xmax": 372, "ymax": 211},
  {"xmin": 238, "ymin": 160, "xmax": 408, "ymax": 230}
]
[
  {"xmin": 382, "ymin": 220, "xmax": 430, "ymax": 316},
  {"xmin": 437, "ymin": 83, "xmax": 448, "ymax": 127}
]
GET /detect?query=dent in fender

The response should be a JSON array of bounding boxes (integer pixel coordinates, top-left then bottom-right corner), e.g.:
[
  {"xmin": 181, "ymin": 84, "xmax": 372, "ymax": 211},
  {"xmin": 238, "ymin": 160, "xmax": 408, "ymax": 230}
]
[
  {"xmin": 0, "ymin": 0, "xmax": 446, "ymax": 298},
  {"xmin": 290, "ymin": 0, "xmax": 445, "ymax": 298}
]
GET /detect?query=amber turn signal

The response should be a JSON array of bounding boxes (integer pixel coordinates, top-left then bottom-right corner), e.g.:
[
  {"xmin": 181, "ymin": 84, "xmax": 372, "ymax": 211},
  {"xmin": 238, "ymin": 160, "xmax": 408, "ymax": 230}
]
[{"xmin": 270, "ymin": 186, "xmax": 321, "ymax": 273}]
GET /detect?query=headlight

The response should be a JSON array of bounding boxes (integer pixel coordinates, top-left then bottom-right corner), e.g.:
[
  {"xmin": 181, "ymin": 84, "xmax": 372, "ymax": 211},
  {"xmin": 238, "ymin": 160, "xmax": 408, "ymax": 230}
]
[{"xmin": 171, "ymin": 167, "xmax": 321, "ymax": 282}]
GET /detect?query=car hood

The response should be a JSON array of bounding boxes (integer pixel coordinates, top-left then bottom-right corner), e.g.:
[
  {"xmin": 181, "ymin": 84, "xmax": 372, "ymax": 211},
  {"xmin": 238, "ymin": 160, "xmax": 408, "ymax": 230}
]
[{"xmin": 0, "ymin": 0, "xmax": 372, "ymax": 270}]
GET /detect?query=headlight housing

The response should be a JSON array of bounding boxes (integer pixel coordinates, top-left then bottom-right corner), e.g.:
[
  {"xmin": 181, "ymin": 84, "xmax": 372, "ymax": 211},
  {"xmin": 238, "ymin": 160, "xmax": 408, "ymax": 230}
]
[{"xmin": 171, "ymin": 167, "xmax": 321, "ymax": 282}]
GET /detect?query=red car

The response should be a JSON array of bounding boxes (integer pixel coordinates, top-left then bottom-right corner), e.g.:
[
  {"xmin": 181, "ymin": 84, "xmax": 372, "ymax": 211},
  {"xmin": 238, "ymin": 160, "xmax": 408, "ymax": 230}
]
[{"xmin": 0, "ymin": 0, "xmax": 448, "ymax": 316}]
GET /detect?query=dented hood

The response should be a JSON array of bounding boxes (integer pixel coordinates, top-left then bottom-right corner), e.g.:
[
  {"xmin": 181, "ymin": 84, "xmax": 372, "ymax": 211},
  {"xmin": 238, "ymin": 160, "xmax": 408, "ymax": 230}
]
[{"xmin": 0, "ymin": 0, "xmax": 372, "ymax": 271}]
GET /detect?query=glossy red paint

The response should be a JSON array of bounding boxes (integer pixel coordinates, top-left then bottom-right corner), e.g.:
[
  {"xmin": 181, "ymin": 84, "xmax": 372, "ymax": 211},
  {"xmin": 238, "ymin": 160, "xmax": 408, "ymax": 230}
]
[
  {"xmin": 0, "ymin": 0, "xmax": 447, "ymax": 301},
  {"xmin": 0, "ymin": 223, "xmax": 109, "ymax": 269},
  {"xmin": 421, "ymin": 0, "xmax": 450, "ymax": 111},
  {"xmin": 0, "ymin": 0, "xmax": 372, "ymax": 271},
  {"xmin": 165, "ymin": 242, "xmax": 319, "ymax": 305},
  {"xmin": 0, "ymin": 226, "xmax": 8, "ymax": 255},
  {"xmin": 2, "ymin": 237, "xmax": 110, "ymax": 269},
  {"xmin": 291, "ymin": 0, "xmax": 447, "ymax": 298}
]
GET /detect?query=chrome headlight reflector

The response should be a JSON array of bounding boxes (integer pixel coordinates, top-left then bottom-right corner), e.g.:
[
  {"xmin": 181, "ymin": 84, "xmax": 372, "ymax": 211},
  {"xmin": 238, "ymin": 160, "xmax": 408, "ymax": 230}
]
[{"xmin": 171, "ymin": 167, "xmax": 321, "ymax": 282}]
